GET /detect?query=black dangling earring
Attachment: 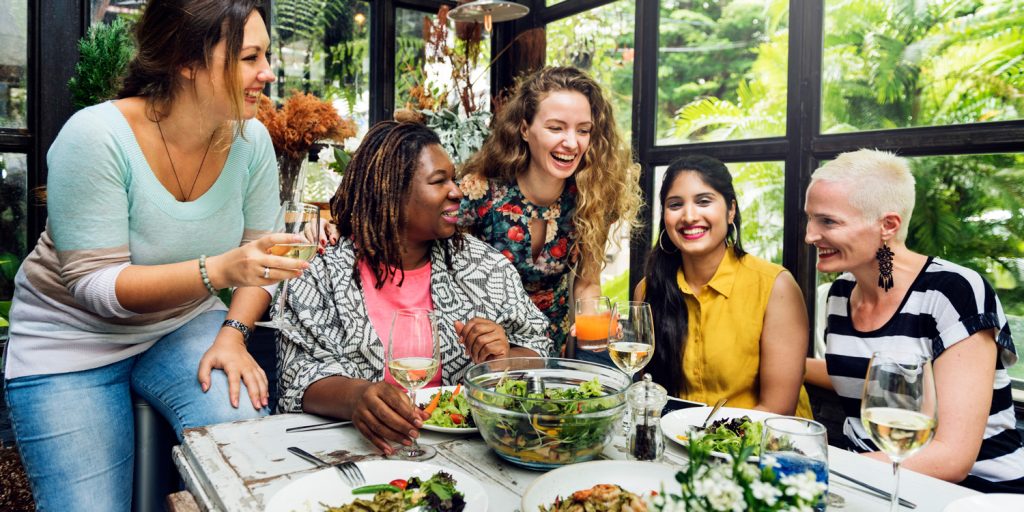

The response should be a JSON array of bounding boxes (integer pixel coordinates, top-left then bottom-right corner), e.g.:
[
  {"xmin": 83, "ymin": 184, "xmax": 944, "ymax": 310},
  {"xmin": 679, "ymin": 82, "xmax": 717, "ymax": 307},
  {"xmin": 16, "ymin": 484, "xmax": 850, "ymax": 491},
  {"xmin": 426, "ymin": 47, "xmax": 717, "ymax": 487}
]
[{"xmin": 876, "ymin": 242, "xmax": 894, "ymax": 292}]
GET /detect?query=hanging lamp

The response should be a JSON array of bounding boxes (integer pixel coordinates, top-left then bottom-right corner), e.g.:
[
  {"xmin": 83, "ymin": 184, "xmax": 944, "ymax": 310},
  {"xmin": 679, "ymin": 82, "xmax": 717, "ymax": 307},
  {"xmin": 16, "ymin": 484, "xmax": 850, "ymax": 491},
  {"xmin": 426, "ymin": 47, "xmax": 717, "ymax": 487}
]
[{"xmin": 448, "ymin": 0, "xmax": 530, "ymax": 32}]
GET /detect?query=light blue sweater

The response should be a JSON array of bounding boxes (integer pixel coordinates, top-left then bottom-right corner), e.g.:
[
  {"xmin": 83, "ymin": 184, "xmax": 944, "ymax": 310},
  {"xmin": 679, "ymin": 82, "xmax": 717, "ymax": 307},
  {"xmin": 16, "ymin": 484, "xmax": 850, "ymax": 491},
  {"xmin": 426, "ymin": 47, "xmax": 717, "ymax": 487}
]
[{"xmin": 5, "ymin": 101, "xmax": 279, "ymax": 378}]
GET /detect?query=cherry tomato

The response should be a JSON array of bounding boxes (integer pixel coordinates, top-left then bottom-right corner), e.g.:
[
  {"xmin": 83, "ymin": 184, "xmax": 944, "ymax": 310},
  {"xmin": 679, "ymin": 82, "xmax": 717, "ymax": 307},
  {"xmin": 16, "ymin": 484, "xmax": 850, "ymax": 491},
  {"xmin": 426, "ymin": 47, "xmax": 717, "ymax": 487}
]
[
  {"xmin": 450, "ymin": 413, "xmax": 464, "ymax": 425},
  {"xmin": 389, "ymin": 479, "xmax": 408, "ymax": 490}
]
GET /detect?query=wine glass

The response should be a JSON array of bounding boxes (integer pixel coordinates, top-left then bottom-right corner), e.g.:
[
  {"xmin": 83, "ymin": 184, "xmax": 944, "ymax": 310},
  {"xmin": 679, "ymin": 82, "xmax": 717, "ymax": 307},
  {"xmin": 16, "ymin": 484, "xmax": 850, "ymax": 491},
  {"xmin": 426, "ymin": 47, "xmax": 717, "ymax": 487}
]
[
  {"xmin": 386, "ymin": 308, "xmax": 441, "ymax": 461},
  {"xmin": 256, "ymin": 201, "xmax": 320, "ymax": 331},
  {"xmin": 574, "ymin": 296, "xmax": 613, "ymax": 352},
  {"xmin": 761, "ymin": 417, "xmax": 830, "ymax": 511},
  {"xmin": 860, "ymin": 351, "xmax": 937, "ymax": 512},
  {"xmin": 609, "ymin": 301, "xmax": 655, "ymax": 434}
]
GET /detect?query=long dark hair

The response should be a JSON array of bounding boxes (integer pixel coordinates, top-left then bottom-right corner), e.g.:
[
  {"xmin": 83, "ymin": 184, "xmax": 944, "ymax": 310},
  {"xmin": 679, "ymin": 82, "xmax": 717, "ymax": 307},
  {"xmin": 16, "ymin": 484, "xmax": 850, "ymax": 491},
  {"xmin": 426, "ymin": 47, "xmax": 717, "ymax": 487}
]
[
  {"xmin": 645, "ymin": 155, "xmax": 746, "ymax": 396},
  {"xmin": 331, "ymin": 121, "xmax": 464, "ymax": 289},
  {"xmin": 117, "ymin": 0, "xmax": 264, "ymax": 124}
]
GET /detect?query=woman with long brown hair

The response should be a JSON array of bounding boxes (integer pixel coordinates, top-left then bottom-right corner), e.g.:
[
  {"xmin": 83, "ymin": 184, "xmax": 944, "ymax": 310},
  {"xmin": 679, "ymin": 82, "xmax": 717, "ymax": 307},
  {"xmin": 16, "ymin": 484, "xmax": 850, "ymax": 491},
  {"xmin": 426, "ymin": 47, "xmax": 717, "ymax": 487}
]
[
  {"xmin": 458, "ymin": 66, "xmax": 641, "ymax": 355},
  {"xmin": 4, "ymin": 1, "xmax": 302, "ymax": 508}
]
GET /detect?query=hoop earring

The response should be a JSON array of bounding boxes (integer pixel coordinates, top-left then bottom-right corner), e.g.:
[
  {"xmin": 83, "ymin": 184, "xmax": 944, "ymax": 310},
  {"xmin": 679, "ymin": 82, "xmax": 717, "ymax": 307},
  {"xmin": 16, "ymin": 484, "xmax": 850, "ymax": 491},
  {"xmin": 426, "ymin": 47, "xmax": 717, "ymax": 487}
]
[
  {"xmin": 726, "ymin": 221, "xmax": 738, "ymax": 247},
  {"xmin": 876, "ymin": 241, "xmax": 894, "ymax": 292},
  {"xmin": 658, "ymin": 231, "xmax": 678, "ymax": 253}
]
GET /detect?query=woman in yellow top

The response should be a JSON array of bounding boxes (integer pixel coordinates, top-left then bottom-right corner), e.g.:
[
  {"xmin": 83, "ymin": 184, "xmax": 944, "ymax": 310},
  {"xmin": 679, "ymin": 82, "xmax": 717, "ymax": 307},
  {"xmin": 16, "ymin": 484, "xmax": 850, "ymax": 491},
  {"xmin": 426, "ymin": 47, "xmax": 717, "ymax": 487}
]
[{"xmin": 640, "ymin": 155, "xmax": 811, "ymax": 417}]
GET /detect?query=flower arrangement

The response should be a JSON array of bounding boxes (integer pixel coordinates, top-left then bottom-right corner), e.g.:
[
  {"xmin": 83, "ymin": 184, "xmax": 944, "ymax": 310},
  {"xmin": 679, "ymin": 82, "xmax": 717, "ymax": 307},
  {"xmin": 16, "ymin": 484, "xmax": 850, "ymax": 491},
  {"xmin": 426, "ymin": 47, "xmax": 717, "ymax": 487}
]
[
  {"xmin": 650, "ymin": 435, "xmax": 827, "ymax": 512},
  {"xmin": 257, "ymin": 92, "xmax": 357, "ymax": 203}
]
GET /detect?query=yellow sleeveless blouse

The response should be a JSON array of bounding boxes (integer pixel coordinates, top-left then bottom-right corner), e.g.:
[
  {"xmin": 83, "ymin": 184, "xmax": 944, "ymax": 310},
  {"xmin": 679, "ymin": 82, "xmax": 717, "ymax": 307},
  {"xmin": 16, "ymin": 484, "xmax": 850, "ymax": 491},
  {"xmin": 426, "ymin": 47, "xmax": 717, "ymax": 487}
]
[{"xmin": 652, "ymin": 249, "xmax": 813, "ymax": 418}]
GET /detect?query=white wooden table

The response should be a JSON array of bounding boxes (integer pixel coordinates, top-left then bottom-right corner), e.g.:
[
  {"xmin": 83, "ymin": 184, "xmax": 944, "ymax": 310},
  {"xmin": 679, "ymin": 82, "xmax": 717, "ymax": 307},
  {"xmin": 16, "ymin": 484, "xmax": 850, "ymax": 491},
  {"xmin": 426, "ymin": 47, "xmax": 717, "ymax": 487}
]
[{"xmin": 173, "ymin": 413, "xmax": 977, "ymax": 512}]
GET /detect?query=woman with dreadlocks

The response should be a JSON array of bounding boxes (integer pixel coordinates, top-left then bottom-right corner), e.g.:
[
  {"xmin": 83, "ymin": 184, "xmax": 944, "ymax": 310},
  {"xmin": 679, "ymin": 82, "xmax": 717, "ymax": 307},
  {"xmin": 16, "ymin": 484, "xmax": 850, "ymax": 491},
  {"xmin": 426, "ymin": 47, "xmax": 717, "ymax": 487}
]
[{"xmin": 275, "ymin": 121, "xmax": 551, "ymax": 455}]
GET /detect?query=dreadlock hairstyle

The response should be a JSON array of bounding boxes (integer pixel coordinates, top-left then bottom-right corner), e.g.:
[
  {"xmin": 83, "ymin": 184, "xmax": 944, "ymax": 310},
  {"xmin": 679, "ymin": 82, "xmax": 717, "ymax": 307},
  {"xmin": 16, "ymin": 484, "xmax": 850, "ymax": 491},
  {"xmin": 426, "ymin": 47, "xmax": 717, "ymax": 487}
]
[
  {"xmin": 644, "ymin": 155, "xmax": 746, "ymax": 396},
  {"xmin": 330, "ymin": 121, "xmax": 464, "ymax": 289},
  {"xmin": 459, "ymin": 66, "xmax": 641, "ymax": 280}
]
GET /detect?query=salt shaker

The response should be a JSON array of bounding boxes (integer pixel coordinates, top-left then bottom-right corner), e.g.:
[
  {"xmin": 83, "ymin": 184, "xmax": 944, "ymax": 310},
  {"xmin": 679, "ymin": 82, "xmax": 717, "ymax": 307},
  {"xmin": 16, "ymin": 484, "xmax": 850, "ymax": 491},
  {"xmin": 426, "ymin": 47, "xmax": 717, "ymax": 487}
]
[{"xmin": 627, "ymin": 373, "xmax": 668, "ymax": 461}]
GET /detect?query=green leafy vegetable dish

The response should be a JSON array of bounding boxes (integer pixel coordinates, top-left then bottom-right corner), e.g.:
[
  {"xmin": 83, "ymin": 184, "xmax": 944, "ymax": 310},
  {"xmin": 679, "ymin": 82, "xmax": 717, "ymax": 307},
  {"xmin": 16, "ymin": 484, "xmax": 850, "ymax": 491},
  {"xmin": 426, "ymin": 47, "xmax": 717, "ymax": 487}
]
[
  {"xmin": 471, "ymin": 376, "xmax": 621, "ymax": 465},
  {"xmin": 324, "ymin": 471, "xmax": 465, "ymax": 512},
  {"xmin": 691, "ymin": 415, "xmax": 764, "ymax": 456},
  {"xmin": 421, "ymin": 385, "xmax": 474, "ymax": 429}
]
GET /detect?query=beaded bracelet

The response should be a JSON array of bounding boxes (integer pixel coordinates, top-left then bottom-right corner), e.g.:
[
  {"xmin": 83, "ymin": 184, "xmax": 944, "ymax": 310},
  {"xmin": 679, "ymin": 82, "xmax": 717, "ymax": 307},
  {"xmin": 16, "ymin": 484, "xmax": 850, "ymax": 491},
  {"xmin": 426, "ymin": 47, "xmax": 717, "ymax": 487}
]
[{"xmin": 198, "ymin": 254, "xmax": 219, "ymax": 296}]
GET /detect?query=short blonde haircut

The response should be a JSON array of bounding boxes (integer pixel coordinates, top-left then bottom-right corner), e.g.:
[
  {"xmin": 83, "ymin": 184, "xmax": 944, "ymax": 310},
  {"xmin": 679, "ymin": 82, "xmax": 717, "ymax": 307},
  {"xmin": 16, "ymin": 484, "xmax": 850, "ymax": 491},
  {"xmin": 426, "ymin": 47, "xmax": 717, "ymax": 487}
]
[{"xmin": 809, "ymin": 149, "xmax": 916, "ymax": 242}]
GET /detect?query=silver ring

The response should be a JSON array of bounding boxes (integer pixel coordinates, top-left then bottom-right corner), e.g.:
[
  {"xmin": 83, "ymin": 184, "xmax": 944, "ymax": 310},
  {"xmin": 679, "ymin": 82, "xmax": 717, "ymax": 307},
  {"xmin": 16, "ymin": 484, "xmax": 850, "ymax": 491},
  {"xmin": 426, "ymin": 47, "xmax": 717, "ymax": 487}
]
[{"xmin": 262, "ymin": 266, "xmax": 271, "ymax": 279}]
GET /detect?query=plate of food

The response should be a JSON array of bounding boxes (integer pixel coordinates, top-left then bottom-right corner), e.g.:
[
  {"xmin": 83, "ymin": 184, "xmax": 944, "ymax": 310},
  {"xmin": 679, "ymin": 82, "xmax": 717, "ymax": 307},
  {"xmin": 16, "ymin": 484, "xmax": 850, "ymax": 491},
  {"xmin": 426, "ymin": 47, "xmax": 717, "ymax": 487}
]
[
  {"xmin": 264, "ymin": 459, "xmax": 488, "ymax": 512},
  {"xmin": 520, "ymin": 460, "xmax": 678, "ymax": 512},
  {"xmin": 661, "ymin": 406, "xmax": 778, "ymax": 459},
  {"xmin": 415, "ymin": 385, "xmax": 478, "ymax": 434}
]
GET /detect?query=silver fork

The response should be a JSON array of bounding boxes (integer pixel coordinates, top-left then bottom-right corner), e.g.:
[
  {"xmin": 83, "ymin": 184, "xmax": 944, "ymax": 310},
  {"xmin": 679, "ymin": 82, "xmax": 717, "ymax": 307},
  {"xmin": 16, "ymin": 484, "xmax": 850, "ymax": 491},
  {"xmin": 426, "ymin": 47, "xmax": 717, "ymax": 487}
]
[{"xmin": 287, "ymin": 446, "xmax": 366, "ymax": 486}]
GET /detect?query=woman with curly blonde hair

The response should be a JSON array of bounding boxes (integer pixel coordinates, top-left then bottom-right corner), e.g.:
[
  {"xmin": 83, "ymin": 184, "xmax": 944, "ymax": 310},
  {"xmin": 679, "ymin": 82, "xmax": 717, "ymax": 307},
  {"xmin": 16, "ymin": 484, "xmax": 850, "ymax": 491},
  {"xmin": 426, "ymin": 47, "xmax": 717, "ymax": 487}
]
[{"xmin": 458, "ymin": 66, "xmax": 641, "ymax": 355}]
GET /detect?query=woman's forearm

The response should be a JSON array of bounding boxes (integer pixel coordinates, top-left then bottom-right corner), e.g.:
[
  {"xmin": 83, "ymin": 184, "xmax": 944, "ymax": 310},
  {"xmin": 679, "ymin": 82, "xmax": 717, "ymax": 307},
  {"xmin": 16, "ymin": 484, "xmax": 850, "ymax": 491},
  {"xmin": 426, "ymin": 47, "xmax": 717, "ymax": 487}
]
[{"xmin": 302, "ymin": 376, "xmax": 372, "ymax": 419}]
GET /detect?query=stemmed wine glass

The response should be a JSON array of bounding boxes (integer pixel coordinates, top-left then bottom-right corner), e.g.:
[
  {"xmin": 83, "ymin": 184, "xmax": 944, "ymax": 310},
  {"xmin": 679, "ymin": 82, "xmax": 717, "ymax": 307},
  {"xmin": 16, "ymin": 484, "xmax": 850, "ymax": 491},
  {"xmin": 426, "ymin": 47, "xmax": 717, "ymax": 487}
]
[
  {"xmin": 255, "ymin": 201, "xmax": 320, "ymax": 331},
  {"xmin": 574, "ymin": 296, "xmax": 613, "ymax": 352},
  {"xmin": 860, "ymin": 351, "xmax": 937, "ymax": 512},
  {"xmin": 386, "ymin": 308, "xmax": 441, "ymax": 461},
  {"xmin": 609, "ymin": 301, "xmax": 655, "ymax": 433}
]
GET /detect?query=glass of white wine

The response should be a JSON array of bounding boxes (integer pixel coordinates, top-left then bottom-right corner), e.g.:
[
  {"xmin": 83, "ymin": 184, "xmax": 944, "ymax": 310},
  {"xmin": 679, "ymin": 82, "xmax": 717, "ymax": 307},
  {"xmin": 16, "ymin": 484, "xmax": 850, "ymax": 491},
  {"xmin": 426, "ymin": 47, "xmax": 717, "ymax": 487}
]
[
  {"xmin": 256, "ymin": 201, "xmax": 320, "ymax": 332},
  {"xmin": 860, "ymin": 351, "xmax": 937, "ymax": 512},
  {"xmin": 386, "ymin": 308, "xmax": 441, "ymax": 461},
  {"xmin": 609, "ymin": 301, "xmax": 655, "ymax": 434}
]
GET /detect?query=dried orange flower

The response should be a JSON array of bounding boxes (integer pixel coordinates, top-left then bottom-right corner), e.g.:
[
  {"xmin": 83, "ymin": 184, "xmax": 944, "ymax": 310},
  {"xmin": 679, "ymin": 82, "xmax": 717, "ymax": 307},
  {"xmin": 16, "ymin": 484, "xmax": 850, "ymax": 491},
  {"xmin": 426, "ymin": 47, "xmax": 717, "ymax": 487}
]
[{"xmin": 257, "ymin": 92, "xmax": 357, "ymax": 161}]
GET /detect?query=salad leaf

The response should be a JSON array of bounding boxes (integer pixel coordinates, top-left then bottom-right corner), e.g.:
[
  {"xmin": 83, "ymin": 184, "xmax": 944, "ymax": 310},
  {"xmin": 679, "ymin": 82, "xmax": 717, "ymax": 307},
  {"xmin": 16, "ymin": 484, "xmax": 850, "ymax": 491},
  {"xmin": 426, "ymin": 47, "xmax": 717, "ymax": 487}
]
[
  {"xmin": 691, "ymin": 415, "xmax": 764, "ymax": 456},
  {"xmin": 423, "ymin": 389, "xmax": 475, "ymax": 428}
]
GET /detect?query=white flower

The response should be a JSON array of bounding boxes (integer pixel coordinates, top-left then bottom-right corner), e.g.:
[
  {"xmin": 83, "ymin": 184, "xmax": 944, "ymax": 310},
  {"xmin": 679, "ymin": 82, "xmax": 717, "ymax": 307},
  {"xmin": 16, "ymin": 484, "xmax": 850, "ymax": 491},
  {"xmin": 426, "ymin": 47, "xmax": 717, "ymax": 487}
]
[
  {"xmin": 749, "ymin": 480, "xmax": 780, "ymax": 506},
  {"xmin": 343, "ymin": 136, "xmax": 360, "ymax": 153},
  {"xmin": 780, "ymin": 471, "xmax": 826, "ymax": 503},
  {"xmin": 317, "ymin": 146, "xmax": 336, "ymax": 168},
  {"xmin": 692, "ymin": 475, "xmax": 745, "ymax": 512}
]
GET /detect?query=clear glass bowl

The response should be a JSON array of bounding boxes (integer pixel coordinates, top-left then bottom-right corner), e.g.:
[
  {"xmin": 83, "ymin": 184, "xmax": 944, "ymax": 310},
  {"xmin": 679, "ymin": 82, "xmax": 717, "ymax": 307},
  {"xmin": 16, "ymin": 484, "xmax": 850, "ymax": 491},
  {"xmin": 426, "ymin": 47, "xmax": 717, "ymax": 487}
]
[{"xmin": 463, "ymin": 357, "xmax": 630, "ymax": 470}]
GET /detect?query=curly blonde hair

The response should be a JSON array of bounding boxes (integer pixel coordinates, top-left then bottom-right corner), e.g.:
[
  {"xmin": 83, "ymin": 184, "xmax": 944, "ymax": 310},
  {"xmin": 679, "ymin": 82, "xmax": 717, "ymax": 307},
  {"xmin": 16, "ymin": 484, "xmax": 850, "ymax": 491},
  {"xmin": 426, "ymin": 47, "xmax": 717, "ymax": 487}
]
[{"xmin": 459, "ymin": 66, "xmax": 642, "ymax": 279}]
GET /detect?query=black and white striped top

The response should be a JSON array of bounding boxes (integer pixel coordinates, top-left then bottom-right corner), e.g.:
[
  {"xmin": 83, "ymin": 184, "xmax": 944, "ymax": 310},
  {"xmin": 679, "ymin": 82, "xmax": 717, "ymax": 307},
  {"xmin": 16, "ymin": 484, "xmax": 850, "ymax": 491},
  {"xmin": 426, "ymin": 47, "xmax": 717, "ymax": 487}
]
[{"xmin": 825, "ymin": 257, "xmax": 1024, "ymax": 492}]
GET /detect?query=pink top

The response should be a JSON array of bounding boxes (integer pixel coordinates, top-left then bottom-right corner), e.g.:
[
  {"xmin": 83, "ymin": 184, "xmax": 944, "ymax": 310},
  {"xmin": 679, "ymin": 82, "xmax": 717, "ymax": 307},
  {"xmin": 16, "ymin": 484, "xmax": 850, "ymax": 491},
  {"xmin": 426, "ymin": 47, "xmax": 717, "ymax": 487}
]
[{"xmin": 358, "ymin": 260, "xmax": 441, "ymax": 389}]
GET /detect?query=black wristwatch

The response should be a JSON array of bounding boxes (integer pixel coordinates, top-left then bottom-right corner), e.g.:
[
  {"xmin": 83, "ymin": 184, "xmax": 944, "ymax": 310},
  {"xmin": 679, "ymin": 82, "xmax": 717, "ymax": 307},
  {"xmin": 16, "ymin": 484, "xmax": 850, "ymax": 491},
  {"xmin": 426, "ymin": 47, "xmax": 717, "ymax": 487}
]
[{"xmin": 222, "ymin": 319, "xmax": 252, "ymax": 343}]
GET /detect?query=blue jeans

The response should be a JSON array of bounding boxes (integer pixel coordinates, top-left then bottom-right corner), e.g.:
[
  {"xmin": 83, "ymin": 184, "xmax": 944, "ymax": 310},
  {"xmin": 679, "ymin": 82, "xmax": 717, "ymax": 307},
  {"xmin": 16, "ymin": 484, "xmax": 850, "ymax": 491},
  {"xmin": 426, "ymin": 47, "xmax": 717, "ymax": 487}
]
[{"xmin": 4, "ymin": 310, "xmax": 269, "ymax": 511}]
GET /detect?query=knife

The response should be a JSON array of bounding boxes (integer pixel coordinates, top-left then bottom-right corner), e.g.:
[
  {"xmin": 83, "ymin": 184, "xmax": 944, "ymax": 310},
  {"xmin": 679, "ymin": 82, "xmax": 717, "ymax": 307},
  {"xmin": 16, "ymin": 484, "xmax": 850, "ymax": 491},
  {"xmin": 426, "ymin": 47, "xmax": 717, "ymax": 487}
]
[{"xmin": 830, "ymin": 469, "xmax": 916, "ymax": 509}]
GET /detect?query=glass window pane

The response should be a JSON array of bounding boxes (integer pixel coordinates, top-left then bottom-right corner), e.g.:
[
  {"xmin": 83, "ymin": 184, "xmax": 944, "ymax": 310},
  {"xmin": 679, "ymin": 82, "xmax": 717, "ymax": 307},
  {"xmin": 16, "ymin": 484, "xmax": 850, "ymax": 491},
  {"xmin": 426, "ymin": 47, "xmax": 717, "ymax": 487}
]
[
  {"xmin": 90, "ymin": 0, "xmax": 146, "ymax": 25},
  {"xmin": 0, "ymin": 1, "xmax": 28, "ymax": 129},
  {"xmin": 0, "ymin": 153, "xmax": 28, "ymax": 301},
  {"xmin": 811, "ymin": 153, "xmax": 1024, "ymax": 380},
  {"xmin": 273, "ymin": 3, "xmax": 370, "ymax": 134},
  {"xmin": 651, "ymin": 160, "xmax": 785, "ymax": 262},
  {"xmin": 656, "ymin": 0, "xmax": 789, "ymax": 145},
  {"xmin": 395, "ymin": 8, "xmax": 427, "ymax": 111},
  {"xmin": 546, "ymin": 0, "xmax": 635, "ymax": 140},
  {"xmin": 545, "ymin": 0, "xmax": 635, "ymax": 300},
  {"xmin": 821, "ymin": 1, "xmax": 1024, "ymax": 133}
]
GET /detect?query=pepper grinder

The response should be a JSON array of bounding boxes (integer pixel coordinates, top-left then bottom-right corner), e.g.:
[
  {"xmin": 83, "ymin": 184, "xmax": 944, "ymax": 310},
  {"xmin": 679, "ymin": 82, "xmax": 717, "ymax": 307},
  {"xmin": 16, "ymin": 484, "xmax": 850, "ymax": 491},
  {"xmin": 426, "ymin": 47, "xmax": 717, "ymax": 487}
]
[{"xmin": 626, "ymin": 373, "xmax": 668, "ymax": 461}]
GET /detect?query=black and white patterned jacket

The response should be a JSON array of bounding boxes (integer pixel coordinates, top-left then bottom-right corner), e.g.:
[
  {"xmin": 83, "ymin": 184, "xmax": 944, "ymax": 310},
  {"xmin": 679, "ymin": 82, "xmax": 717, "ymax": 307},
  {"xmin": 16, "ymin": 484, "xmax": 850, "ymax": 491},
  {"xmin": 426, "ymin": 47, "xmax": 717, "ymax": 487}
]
[{"xmin": 276, "ymin": 236, "xmax": 553, "ymax": 413}]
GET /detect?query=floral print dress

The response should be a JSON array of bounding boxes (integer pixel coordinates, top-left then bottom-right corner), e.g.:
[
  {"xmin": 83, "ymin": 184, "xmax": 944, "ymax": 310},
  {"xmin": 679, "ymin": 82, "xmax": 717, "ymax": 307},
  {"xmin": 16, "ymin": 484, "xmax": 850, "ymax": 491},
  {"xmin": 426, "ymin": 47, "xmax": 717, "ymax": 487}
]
[{"xmin": 458, "ymin": 174, "xmax": 578, "ymax": 355}]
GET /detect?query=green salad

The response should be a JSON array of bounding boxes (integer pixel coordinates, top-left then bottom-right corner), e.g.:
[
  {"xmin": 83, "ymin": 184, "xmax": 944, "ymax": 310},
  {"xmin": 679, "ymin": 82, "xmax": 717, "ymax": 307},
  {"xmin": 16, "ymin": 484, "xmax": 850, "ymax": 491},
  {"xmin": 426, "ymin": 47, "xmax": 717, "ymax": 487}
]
[
  {"xmin": 472, "ymin": 376, "xmax": 621, "ymax": 464},
  {"xmin": 691, "ymin": 415, "xmax": 764, "ymax": 456},
  {"xmin": 422, "ymin": 386, "xmax": 474, "ymax": 429}
]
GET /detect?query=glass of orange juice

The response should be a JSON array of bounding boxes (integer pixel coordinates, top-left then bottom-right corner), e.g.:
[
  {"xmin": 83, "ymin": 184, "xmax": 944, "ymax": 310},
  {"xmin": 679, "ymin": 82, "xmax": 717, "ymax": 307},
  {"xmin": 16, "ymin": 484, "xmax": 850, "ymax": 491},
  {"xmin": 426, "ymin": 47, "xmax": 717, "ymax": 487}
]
[{"xmin": 574, "ymin": 296, "xmax": 613, "ymax": 351}]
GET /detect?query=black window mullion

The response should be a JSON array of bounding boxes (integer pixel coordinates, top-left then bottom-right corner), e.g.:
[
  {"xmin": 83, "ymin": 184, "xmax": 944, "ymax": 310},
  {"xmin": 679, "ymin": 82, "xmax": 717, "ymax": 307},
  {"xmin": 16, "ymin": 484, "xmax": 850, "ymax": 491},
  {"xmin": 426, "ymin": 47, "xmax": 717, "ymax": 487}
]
[
  {"xmin": 784, "ymin": 0, "xmax": 824, "ymax": 340},
  {"xmin": 628, "ymin": 0, "xmax": 658, "ymax": 296},
  {"xmin": 811, "ymin": 121, "xmax": 1024, "ymax": 159},
  {"xmin": 644, "ymin": 138, "xmax": 789, "ymax": 167},
  {"xmin": 369, "ymin": 0, "xmax": 396, "ymax": 124},
  {"xmin": 537, "ymin": 0, "xmax": 619, "ymax": 24}
]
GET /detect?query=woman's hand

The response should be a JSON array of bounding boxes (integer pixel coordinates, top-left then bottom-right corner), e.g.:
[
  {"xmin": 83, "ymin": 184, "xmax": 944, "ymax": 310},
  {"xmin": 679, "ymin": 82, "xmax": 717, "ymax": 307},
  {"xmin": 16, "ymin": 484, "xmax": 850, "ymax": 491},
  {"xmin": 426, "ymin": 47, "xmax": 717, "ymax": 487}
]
[
  {"xmin": 197, "ymin": 332, "xmax": 269, "ymax": 410},
  {"xmin": 455, "ymin": 318, "xmax": 511, "ymax": 362},
  {"xmin": 206, "ymin": 233, "xmax": 310, "ymax": 289},
  {"xmin": 351, "ymin": 382, "xmax": 427, "ymax": 455},
  {"xmin": 317, "ymin": 217, "xmax": 340, "ymax": 254}
]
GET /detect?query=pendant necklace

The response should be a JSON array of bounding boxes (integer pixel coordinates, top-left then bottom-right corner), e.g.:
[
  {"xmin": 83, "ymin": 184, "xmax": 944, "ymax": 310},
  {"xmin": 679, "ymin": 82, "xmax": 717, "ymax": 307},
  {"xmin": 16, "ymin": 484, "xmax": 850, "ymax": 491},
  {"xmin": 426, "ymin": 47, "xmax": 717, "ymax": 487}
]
[{"xmin": 157, "ymin": 120, "xmax": 215, "ymax": 202}]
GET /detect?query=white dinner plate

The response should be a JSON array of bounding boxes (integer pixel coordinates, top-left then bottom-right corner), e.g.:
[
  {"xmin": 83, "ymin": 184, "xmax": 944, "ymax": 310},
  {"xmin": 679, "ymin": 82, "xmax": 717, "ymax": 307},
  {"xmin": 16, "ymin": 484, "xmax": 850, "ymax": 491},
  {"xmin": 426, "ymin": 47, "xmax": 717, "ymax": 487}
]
[
  {"xmin": 943, "ymin": 493, "xmax": 1024, "ymax": 511},
  {"xmin": 521, "ymin": 460, "xmax": 679, "ymax": 511},
  {"xmin": 415, "ymin": 385, "xmax": 479, "ymax": 434},
  {"xmin": 661, "ymin": 406, "xmax": 778, "ymax": 459},
  {"xmin": 264, "ymin": 459, "xmax": 488, "ymax": 512}
]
